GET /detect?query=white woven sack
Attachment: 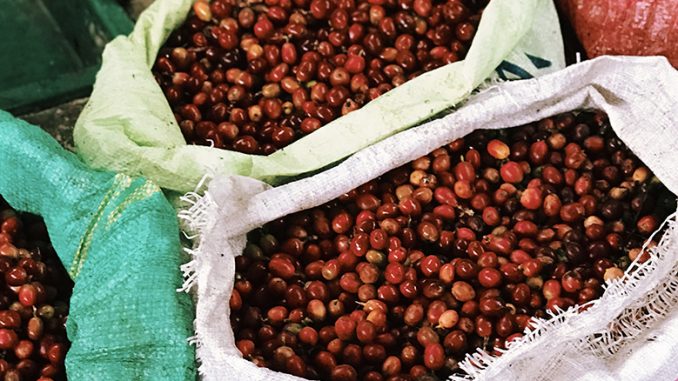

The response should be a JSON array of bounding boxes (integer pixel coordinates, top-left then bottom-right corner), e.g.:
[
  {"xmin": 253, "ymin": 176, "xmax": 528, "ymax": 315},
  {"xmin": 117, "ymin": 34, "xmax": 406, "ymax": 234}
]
[{"xmin": 181, "ymin": 56, "xmax": 678, "ymax": 381}]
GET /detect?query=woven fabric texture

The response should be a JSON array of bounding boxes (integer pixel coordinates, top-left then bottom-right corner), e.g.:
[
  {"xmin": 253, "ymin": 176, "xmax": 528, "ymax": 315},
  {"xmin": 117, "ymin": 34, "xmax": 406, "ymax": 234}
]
[{"xmin": 0, "ymin": 111, "xmax": 196, "ymax": 381}]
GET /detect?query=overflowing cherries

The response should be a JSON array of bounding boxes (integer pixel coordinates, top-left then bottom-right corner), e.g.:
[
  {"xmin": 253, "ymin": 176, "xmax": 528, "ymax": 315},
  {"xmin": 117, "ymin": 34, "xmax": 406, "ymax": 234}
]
[
  {"xmin": 153, "ymin": 0, "xmax": 486, "ymax": 154},
  {"xmin": 0, "ymin": 200, "xmax": 72, "ymax": 381},
  {"xmin": 230, "ymin": 111, "xmax": 673, "ymax": 380}
]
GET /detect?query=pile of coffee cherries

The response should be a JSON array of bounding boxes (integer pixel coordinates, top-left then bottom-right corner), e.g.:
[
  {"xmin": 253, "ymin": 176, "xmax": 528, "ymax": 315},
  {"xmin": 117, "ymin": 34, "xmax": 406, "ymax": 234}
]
[
  {"xmin": 0, "ymin": 200, "xmax": 72, "ymax": 381},
  {"xmin": 230, "ymin": 111, "xmax": 673, "ymax": 380},
  {"xmin": 153, "ymin": 0, "xmax": 486, "ymax": 154}
]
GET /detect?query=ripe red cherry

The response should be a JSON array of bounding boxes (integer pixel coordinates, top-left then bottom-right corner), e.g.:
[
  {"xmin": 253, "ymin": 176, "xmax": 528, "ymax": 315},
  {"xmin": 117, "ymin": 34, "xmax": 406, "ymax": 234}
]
[
  {"xmin": 478, "ymin": 268, "xmax": 502, "ymax": 288},
  {"xmin": 356, "ymin": 320, "xmax": 377, "ymax": 343},
  {"xmin": 419, "ymin": 255, "xmax": 441, "ymax": 277},
  {"xmin": 268, "ymin": 257, "xmax": 296, "ymax": 279},
  {"xmin": 253, "ymin": 18, "xmax": 274, "ymax": 39},
  {"xmin": 0, "ymin": 329, "xmax": 17, "ymax": 350},
  {"xmin": 335, "ymin": 316, "xmax": 357, "ymax": 341},
  {"xmin": 384, "ymin": 262, "xmax": 405, "ymax": 284},
  {"xmin": 637, "ymin": 215, "xmax": 658, "ymax": 234},
  {"xmin": 331, "ymin": 364, "xmax": 358, "ymax": 381},
  {"xmin": 332, "ymin": 213, "xmax": 353, "ymax": 233},
  {"xmin": 454, "ymin": 180, "xmax": 474, "ymax": 199},
  {"xmin": 438, "ymin": 310, "xmax": 459, "ymax": 329},
  {"xmin": 5, "ymin": 267, "xmax": 27, "ymax": 286},
  {"xmin": 307, "ymin": 300, "xmax": 327, "ymax": 322},
  {"xmin": 520, "ymin": 188, "xmax": 543, "ymax": 210},
  {"xmin": 561, "ymin": 271, "xmax": 583, "ymax": 293},
  {"xmin": 0, "ymin": 311, "xmax": 21, "ymax": 329},
  {"xmin": 529, "ymin": 140, "xmax": 549, "ymax": 164},
  {"xmin": 521, "ymin": 259, "xmax": 543, "ymax": 277},
  {"xmin": 451, "ymin": 281, "xmax": 475, "ymax": 302},
  {"xmin": 344, "ymin": 54, "xmax": 366, "ymax": 74},
  {"xmin": 439, "ymin": 263, "xmax": 455, "ymax": 284},
  {"xmin": 543, "ymin": 194, "xmax": 562, "ymax": 217},
  {"xmin": 18, "ymin": 284, "xmax": 38, "ymax": 307},
  {"xmin": 478, "ymin": 297, "xmax": 505, "ymax": 317},
  {"xmin": 454, "ymin": 162, "xmax": 476, "ymax": 181},
  {"xmin": 14, "ymin": 340, "xmax": 33, "ymax": 360},
  {"xmin": 423, "ymin": 343, "xmax": 445, "ymax": 370},
  {"xmin": 543, "ymin": 279, "xmax": 561, "ymax": 300},
  {"xmin": 299, "ymin": 326, "xmax": 319, "ymax": 346},
  {"xmin": 487, "ymin": 139, "xmax": 510, "ymax": 160},
  {"xmin": 426, "ymin": 300, "xmax": 447, "ymax": 325},
  {"xmin": 382, "ymin": 355, "xmax": 402, "ymax": 376},
  {"xmin": 500, "ymin": 161, "xmax": 524, "ymax": 183},
  {"xmin": 404, "ymin": 304, "xmax": 424, "ymax": 327}
]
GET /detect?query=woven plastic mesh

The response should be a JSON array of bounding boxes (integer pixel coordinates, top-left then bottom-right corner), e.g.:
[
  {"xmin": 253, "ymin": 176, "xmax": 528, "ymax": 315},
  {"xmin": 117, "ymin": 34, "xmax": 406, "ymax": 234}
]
[{"xmin": 0, "ymin": 111, "xmax": 196, "ymax": 381}]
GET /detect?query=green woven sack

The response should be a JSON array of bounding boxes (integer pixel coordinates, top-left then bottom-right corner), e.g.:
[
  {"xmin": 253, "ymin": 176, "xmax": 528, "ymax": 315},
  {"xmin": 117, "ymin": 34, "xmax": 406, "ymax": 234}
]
[
  {"xmin": 0, "ymin": 111, "xmax": 195, "ymax": 380},
  {"xmin": 74, "ymin": 0, "xmax": 564, "ymax": 194}
]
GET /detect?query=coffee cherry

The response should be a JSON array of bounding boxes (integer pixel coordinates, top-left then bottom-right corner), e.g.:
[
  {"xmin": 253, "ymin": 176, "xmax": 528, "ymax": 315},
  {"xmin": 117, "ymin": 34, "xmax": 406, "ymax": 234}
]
[
  {"xmin": 331, "ymin": 364, "xmax": 358, "ymax": 381},
  {"xmin": 451, "ymin": 281, "xmax": 475, "ymax": 302},
  {"xmin": 637, "ymin": 215, "xmax": 657, "ymax": 234},
  {"xmin": 423, "ymin": 343, "xmax": 445, "ymax": 370},
  {"xmin": 384, "ymin": 262, "xmax": 405, "ymax": 284},
  {"xmin": 500, "ymin": 162, "xmax": 524, "ymax": 183},
  {"xmin": 0, "ymin": 329, "xmax": 18, "ymax": 350},
  {"xmin": 487, "ymin": 139, "xmax": 510, "ymax": 160},
  {"xmin": 603, "ymin": 267, "xmax": 624, "ymax": 281},
  {"xmin": 335, "ymin": 316, "xmax": 356, "ymax": 341},
  {"xmin": 438, "ymin": 310, "xmax": 459, "ymax": 329},
  {"xmin": 193, "ymin": 1, "xmax": 212, "ymax": 22},
  {"xmin": 478, "ymin": 268, "xmax": 502, "ymax": 288}
]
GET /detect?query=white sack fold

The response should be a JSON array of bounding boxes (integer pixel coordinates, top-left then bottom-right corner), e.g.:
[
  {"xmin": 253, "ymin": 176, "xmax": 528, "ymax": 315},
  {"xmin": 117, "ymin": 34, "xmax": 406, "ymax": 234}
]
[{"xmin": 182, "ymin": 56, "xmax": 678, "ymax": 381}]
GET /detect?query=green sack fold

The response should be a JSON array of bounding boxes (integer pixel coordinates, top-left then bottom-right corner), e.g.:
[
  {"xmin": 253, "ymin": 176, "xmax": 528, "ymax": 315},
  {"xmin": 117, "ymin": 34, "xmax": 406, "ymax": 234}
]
[
  {"xmin": 0, "ymin": 111, "xmax": 195, "ymax": 381},
  {"xmin": 75, "ymin": 0, "xmax": 564, "ymax": 193}
]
